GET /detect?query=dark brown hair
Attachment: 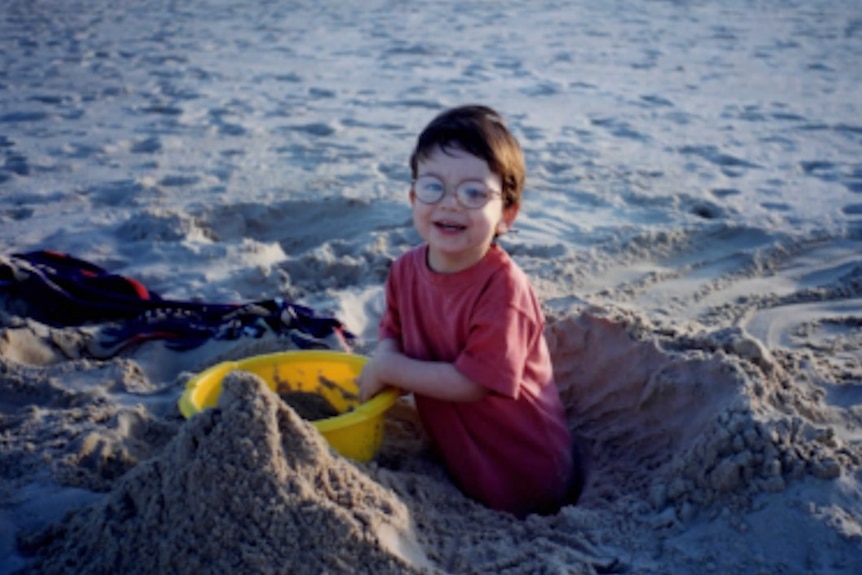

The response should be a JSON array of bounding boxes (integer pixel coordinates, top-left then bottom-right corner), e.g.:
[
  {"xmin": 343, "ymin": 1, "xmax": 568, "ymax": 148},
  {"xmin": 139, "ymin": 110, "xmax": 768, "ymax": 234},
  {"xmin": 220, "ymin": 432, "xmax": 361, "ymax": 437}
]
[{"xmin": 409, "ymin": 105, "xmax": 525, "ymax": 208}]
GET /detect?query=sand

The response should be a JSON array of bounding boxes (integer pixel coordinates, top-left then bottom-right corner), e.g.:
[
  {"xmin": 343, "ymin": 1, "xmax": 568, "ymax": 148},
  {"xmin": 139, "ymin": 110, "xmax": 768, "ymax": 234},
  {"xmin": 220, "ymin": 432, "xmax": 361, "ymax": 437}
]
[
  {"xmin": 16, "ymin": 371, "xmax": 431, "ymax": 575},
  {"xmin": 2, "ymin": 0, "xmax": 861, "ymax": 573}
]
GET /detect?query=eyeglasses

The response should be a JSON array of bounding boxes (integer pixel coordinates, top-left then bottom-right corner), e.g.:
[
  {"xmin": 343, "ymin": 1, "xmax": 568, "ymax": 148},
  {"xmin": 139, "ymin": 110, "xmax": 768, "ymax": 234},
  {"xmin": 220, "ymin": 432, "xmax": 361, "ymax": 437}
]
[{"xmin": 412, "ymin": 175, "xmax": 502, "ymax": 209}]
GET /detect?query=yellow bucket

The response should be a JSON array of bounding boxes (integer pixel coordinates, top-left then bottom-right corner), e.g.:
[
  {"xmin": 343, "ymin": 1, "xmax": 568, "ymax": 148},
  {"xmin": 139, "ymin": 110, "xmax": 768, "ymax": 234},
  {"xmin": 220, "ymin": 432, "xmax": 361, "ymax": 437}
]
[{"xmin": 178, "ymin": 350, "xmax": 398, "ymax": 462}]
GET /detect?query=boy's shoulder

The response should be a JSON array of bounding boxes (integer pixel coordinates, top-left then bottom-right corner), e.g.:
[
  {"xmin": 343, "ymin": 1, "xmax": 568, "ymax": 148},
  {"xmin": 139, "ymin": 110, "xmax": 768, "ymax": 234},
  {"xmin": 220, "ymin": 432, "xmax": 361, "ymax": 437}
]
[
  {"xmin": 489, "ymin": 246, "xmax": 535, "ymax": 295},
  {"xmin": 391, "ymin": 244, "xmax": 426, "ymax": 269},
  {"xmin": 486, "ymin": 243, "xmax": 528, "ymax": 280}
]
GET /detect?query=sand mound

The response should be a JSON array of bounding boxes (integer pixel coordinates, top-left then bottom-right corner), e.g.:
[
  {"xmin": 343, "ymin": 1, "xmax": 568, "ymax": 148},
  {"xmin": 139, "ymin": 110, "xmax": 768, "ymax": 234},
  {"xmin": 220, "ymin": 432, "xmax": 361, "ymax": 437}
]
[
  {"xmin": 20, "ymin": 371, "xmax": 431, "ymax": 574},
  {"xmin": 549, "ymin": 308, "xmax": 862, "ymax": 514}
]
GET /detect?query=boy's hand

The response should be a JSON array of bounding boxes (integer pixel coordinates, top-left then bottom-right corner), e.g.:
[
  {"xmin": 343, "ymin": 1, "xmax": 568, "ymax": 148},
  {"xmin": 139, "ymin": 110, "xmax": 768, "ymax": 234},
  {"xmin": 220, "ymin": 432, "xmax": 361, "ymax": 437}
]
[
  {"xmin": 357, "ymin": 338, "xmax": 485, "ymax": 403},
  {"xmin": 357, "ymin": 343, "xmax": 400, "ymax": 403}
]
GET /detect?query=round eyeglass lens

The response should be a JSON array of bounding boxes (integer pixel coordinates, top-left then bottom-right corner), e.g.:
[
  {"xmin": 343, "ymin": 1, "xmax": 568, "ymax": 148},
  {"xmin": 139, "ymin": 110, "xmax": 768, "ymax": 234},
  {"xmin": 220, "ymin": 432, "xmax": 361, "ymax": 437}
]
[
  {"xmin": 414, "ymin": 176, "xmax": 445, "ymax": 204},
  {"xmin": 456, "ymin": 182, "xmax": 493, "ymax": 208},
  {"xmin": 413, "ymin": 176, "xmax": 498, "ymax": 208}
]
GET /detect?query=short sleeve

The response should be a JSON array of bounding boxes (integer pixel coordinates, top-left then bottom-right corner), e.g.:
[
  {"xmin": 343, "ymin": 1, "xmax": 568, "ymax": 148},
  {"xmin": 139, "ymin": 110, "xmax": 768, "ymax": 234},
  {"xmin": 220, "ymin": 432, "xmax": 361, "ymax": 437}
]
[
  {"xmin": 454, "ymin": 290, "xmax": 542, "ymax": 399},
  {"xmin": 378, "ymin": 269, "xmax": 402, "ymax": 342}
]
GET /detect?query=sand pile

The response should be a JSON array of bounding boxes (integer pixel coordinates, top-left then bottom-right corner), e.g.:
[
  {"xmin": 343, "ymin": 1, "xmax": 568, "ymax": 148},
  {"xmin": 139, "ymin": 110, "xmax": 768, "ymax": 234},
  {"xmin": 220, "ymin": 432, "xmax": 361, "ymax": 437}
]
[
  {"xmin": 18, "ymin": 371, "xmax": 432, "ymax": 575},
  {"xmin": 550, "ymin": 307, "xmax": 862, "ymax": 500}
]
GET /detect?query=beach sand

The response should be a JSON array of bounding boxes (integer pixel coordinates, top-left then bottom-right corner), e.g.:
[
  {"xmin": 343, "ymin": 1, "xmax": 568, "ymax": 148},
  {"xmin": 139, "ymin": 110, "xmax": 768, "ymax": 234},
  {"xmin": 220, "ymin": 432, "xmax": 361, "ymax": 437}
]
[{"xmin": 1, "ymin": 0, "xmax": 861, "ymax": 573}]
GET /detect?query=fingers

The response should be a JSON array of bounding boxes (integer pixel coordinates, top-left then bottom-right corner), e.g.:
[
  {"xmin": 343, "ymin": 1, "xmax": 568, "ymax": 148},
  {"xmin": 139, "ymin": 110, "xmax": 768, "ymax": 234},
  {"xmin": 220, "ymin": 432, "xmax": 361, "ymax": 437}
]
[
  {"xmin": 357, "ymin": 374, "xmax": 369, "ymax": 403},
  {"xmin": 359, "ymin": 381, "xmax": 379, "ymax": 403},
  {"xmin": 358, "ymin": 379, "xmax": 371, "ymax": 403},
  {"xmin": 357, "ymin": 370, "xmax": 379, "ymax": 403}
]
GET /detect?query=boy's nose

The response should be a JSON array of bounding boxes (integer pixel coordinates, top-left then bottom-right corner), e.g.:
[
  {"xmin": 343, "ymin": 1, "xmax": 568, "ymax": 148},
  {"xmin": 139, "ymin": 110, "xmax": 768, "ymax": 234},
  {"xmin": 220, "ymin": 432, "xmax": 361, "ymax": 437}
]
[{"xmin": 439, "ymin": 187, "xmax": 461, "ymax": 208}]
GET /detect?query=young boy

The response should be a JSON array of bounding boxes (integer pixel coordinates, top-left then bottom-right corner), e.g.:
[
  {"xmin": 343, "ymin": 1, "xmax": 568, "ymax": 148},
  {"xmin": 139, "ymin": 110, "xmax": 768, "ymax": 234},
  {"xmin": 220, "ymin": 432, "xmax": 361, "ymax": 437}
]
[{"xmin": 358, "ymin": 105, "xmax": 574, "ymax": 517}]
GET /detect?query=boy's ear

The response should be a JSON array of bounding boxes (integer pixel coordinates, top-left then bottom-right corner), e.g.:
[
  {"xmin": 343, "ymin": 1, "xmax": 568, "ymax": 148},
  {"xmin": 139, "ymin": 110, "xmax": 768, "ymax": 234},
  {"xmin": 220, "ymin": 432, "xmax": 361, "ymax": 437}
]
[
  {"xmin": 497, "ymin": 203, "xmax": 520, "ymax": 235},
  {"xmin": 409, "ymin": 187, "xmax": 416, "ymax": 205}
]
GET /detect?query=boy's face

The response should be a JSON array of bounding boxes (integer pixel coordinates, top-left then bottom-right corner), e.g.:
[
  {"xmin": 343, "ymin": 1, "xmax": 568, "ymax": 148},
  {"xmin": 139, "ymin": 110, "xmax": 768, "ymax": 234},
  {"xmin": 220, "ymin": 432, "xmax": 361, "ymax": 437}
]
[{"xmin": 410, "ymin": 145, "xmax": 518, "ymax": 274}]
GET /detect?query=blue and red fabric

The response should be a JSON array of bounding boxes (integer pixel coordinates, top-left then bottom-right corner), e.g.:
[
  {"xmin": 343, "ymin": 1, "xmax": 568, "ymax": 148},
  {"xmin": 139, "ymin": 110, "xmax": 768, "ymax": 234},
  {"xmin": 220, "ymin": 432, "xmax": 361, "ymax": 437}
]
[{"xmin": 0, "ymin": 250, "xmax": 352, "ymax": 357}]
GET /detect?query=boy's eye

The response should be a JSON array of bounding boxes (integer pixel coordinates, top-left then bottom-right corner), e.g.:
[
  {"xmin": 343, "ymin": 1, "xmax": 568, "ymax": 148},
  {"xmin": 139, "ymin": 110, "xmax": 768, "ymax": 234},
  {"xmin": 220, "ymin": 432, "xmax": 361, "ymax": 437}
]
[
  {"xmin": 459, "ymin": 183, "xmax": 489, "ymax": 203},
  {"xmin": 418, "ymin": 179, "xmax": 444, "ymax": 194}
]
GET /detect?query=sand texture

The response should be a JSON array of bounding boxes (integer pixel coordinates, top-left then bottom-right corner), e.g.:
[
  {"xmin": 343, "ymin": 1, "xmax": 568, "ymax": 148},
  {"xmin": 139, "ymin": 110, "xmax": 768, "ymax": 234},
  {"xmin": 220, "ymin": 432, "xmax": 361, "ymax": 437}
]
[
  {"xmin": 16, "ymin": 372, "xmax": 430, "ymax": 575},
  {"xmin": 1, "ymin": 0, "xmax": 861, "ymax": 573}
]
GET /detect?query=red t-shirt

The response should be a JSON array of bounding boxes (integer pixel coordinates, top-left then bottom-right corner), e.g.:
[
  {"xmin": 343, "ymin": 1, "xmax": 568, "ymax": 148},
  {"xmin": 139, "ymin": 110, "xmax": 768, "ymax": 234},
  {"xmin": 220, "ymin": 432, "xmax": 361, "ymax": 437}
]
[{"xmin": 379, "ymin": 243, "xmax": 573, "ymax": 516}]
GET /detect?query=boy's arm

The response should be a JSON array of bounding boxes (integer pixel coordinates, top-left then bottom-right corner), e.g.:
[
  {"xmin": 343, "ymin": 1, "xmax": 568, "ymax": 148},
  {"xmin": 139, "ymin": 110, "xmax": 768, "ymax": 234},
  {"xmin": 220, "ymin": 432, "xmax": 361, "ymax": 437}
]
[{"xmin": 358, "ymin": 338, "xmax": 487, "ymax": 403}]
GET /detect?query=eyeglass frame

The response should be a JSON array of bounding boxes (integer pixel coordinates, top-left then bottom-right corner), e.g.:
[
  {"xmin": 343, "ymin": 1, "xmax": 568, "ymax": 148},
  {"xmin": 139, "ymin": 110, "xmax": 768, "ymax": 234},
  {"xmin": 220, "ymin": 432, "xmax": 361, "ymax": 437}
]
[{"xmin": 411, "ymin": 175, "xmax": 503, "ymax": 210}]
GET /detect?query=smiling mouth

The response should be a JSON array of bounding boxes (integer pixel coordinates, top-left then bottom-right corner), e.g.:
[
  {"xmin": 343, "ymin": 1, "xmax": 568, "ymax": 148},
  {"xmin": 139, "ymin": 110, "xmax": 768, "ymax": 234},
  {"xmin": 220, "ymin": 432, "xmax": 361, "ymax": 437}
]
[{"xmin": 434, "ymin": 221, "xmax": 466, "ymax": 231}]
